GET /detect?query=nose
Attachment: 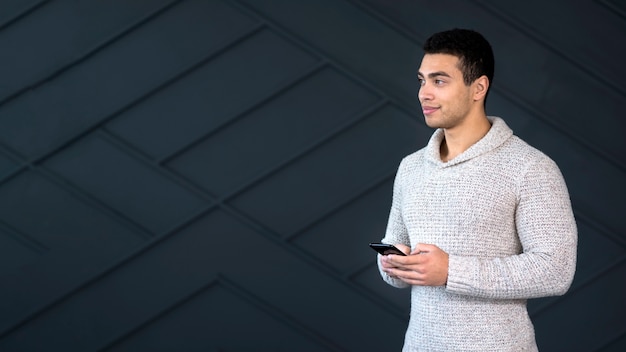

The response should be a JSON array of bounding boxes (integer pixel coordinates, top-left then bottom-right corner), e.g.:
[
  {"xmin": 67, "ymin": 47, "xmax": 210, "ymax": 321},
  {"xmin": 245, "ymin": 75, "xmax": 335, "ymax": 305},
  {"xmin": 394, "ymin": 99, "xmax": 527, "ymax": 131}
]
[{"xmin": 418, "ymin": 83, "xmax": 433, "ymax": 102}]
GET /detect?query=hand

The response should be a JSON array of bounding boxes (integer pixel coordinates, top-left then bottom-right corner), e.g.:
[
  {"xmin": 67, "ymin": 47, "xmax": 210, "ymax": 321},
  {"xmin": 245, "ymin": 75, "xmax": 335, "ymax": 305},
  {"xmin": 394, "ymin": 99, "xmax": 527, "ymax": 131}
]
[
  {"xmin": 380, "ymin": 243, "xmax": 449, "ymax": 286},
  {"xmin": 378, "ymin": 243, "xmax": 410, "ymax": 279}
]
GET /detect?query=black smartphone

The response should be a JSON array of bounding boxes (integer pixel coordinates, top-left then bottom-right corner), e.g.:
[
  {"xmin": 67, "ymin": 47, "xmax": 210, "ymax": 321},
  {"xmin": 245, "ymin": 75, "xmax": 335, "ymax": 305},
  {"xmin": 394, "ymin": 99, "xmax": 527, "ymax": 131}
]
[{"xmin": 369, "ymin": 242, "xmax": 406, "ymax": 256}]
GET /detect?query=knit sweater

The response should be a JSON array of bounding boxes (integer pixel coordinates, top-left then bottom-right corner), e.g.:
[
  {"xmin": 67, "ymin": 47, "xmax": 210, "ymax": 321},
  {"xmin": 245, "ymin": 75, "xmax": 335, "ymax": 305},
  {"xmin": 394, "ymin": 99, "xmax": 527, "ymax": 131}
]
[{"xmin": 378, "ymin": 117, "xmax": 577, "ymax": 351}]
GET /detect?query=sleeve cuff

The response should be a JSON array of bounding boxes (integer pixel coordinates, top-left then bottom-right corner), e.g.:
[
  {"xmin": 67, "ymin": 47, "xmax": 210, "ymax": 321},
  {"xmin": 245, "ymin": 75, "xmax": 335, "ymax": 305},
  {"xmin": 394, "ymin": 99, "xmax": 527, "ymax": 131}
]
[{"xmin": 446, "ymin": 255, "xmax": 478, "ymax": 295}]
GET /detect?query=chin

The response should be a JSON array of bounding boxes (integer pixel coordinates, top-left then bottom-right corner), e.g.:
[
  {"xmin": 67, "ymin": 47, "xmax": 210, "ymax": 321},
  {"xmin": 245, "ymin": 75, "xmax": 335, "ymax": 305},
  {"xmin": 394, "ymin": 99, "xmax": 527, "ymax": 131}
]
[{"xmin": 424, "ymin": 116, "xmax": 443, "ymax": 129}]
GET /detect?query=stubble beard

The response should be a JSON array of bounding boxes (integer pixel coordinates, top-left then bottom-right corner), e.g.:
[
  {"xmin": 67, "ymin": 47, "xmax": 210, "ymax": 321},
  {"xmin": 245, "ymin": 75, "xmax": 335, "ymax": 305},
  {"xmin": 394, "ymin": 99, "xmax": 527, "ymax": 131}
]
[{"xmin": 424, "ymin": 110, "xmax": 466, "ymax": 130}]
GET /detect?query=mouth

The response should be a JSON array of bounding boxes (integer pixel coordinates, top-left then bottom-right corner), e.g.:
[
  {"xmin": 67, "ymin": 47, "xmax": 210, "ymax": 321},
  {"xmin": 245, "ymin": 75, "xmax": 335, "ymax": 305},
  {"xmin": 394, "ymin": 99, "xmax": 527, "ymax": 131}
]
[{"xmin": 421, "ymin": 106, "xmax": 439, "ymax": 115}]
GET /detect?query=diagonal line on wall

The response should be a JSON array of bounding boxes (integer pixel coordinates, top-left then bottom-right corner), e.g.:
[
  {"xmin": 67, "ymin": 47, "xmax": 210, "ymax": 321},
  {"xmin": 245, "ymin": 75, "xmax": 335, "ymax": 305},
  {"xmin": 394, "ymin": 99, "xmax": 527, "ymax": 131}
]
[
  {"xmin": 0, "ymin": 148, "xmax": 154, "ymax": 243},
  {"xmin": 0, "ymin": 1, "xmax": 411, "ymax": 331},
  {"xmin": 284, "ymin": 170, "xmax": 395, "ymax": 243},
  {"xmin": 216, "ymin": 275, "xmax": 348, "ymax": 351},
  {"xmin": 96, "ymin": 129, "xmax": 220, "ymax": 202},
  {"xmin": 227, "ymin": 0, "xmax": 420, "ymax": 128},
  {"xmin": 94, "ymin": 276, "xmax": 217, "ymax": 351},
  {"xmin": 216, "ymin": 202, "xmax": 409, "ymax": 323},
  {"xmin": 348, "ymin": 0, "xmax": 626, "ymax": 174},
  {"xmin": 0, "ymin": 98, "xmax": 409, "ymax": 338},
  {"xmin": 574, "ymin": 208, "xmax": 626, "ymax": 249},
  {"xmin": 95, "ymin": 279, "xmax": 228, "ymax": 351},
  {"xmin": 0, "ymin": 202, "xmax": 219, "ymax": 339},
  {"xmin": 213, "ymin": 99, "xmax": 389, "ymax": 202},
  {"xmin": 97, "ymin": 275, "xmax": 347, "ymax": 352},
  {"xmin": 469, "ymin": 0, "xmax": 626, "ymax": 99},
  {"xmin": 343, "ymin": 0, "xmax": 626, "ymax": 253},
  {"xmin": 0, "ymin": 181, "xmax": 403, "ymax": 340},
  {"xmin": 232, "ymin": 0, "xmax": 626, "ymax": 306},
  {"xmin": 495, "ymin": 84, "xmax": 626, "ymax": 173},
  {"xmin": 0, "ymin": 143, "xmax": 27, "ymax": 184},
  {"xmin": 0, "ymin": 0, "xmax": 182, "ymax": 108},
  {"xmin": 95, "ymin": 277, "xmax": 221, "ymax": 351},
  {"xmin": 529, "ymin": 253, "xmax": 626, "ymax": 319},
  {"xmin": 158, "ymin": 60, "xmax": 328, "ymax": 165},
  {"xmin": 595, "ymin": 328, "xmax": 626, "ymax": 351},
  {"xmin": 2, "ymin": 0, "xmax": 616, "ymax": 338},
  {"xmin": 596, "ymin": 0, "xmax": 626, "ymax": 21},
  {"xmin": 0, "ymin": 0, "xmax": 49, "ymax": 31},
  {"xmin": 34, "ymin": 164, "xmax": 154, "ymax": 240},
  {"xmin": 343, "ymin": 0, "xmax": 428, "ymax": 44},
  {"xmin": 0, "ymin": 24, "xmax": 273, "ymax": 252},
  {"xmin": 346, "ymin": 260, "xmax": 409, "ymax": 319},
  {"xmin": 23, "ymin": 23, "xmax": 265, "ymax": 167},
  {"xmin": 0, "ymin": 22, "xmax": 267, "ymax": 224},
  {"xmin": 161, "ymin": 97, "xmax": 392, "ymax": 272},
  {"xmin": 0, "ymin": 219, "xmax": 48, "ymax": 254},
  {"xmin": 1, "ymin": 2, "xmax": 618, "ymax": 346},
  {"xmin": 0, "ymin": 149, "xmax": 54, "ymax": 251},
  {"xmin": 346, "ymin": 261, "xmax": 377, "ymax": 282}
]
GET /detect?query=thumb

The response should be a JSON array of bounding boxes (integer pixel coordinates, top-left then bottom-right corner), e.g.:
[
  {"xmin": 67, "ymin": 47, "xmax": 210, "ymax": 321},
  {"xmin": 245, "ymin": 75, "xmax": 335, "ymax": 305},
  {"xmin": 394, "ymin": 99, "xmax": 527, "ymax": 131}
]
[{"xmin": 411, "ymin": 243, "xmax": 434, "ymax": 255}]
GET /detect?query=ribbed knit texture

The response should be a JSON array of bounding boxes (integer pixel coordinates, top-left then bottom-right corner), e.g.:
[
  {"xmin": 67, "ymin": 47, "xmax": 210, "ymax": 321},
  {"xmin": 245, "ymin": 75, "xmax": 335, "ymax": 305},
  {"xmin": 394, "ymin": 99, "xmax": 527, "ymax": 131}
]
[{"xmin": 379, "ymin": 117, "xmax": 577, "ymax": 351}]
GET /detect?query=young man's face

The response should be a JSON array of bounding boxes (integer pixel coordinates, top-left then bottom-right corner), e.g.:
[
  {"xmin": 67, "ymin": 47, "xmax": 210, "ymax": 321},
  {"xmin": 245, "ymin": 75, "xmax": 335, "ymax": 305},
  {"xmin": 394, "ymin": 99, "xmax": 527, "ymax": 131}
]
[{"xmin": 417, "ymin": 53, "xmax": 474, "ymax": 130}]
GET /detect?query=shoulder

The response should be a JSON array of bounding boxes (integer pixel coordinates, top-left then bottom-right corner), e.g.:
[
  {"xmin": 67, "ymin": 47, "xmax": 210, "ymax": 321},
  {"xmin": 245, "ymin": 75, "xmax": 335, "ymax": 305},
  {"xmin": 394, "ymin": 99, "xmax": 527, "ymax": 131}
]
[
  {"xmin": 501, "ymin": 136, "xmax": 560, "ymax": 172},
  {"xmin": 486, "ymin": 117, "xmax": 559, "ymax": 172},
  {"xmin": 389, "ymin": 148, "xmax": 428, "ymax": 191},
  {"xmin": 397, "ymin": 148, "xmax": 427, "ymax": 173},
  {"xmin": 499, "ymin": 136, "xmax": 567, "ymax": 196}
]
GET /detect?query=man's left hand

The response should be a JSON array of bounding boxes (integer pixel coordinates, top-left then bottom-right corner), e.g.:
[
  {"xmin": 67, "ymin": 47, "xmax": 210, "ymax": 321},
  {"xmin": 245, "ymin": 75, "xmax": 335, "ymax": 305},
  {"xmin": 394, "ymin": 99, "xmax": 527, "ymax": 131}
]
[{"xmin": 381, "ymin": 243, "xmax": 449, "ymax": 286}]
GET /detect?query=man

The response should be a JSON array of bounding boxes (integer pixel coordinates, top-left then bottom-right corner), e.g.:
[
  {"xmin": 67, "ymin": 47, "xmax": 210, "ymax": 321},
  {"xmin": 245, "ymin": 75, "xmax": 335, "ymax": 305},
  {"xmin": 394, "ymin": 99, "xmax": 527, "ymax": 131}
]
[{"xmin": 377, "ymin": 28, "xmax": 577, "ymax": 351}]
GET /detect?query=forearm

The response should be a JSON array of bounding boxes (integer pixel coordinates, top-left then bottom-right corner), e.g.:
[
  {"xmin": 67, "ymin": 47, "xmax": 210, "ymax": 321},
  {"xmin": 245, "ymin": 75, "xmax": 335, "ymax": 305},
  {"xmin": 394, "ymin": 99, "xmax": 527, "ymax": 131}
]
[
  {"xmin": 446, "ymin": 246, "xmax": 576, "ymax": 299},
  {"xmin": 378, "ymin": 158, "xmax": 412, "ymax": 288}
]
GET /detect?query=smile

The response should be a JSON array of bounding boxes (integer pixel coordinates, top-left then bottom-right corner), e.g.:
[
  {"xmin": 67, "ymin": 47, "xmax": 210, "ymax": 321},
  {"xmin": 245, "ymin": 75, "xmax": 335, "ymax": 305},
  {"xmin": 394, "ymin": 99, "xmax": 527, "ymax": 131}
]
[{"xmin": 422, "ymin": 106, "xmax": 439, "ymax": 115}]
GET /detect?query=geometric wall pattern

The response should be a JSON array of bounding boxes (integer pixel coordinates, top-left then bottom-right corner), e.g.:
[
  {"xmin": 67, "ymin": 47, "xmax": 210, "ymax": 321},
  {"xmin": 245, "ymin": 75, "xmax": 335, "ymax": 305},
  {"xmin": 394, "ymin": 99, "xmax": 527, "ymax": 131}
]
[{"xmin": 0, "ymin": 0, "xmax": 624, "ymax": 350}]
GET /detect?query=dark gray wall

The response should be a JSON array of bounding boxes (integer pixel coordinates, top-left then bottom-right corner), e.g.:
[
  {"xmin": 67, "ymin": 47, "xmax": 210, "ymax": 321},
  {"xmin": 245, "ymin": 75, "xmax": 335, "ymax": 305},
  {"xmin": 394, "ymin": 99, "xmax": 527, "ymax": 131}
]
[{"xmin": 0, "ymin": 0, "xmax": 624, "ymax": 351}]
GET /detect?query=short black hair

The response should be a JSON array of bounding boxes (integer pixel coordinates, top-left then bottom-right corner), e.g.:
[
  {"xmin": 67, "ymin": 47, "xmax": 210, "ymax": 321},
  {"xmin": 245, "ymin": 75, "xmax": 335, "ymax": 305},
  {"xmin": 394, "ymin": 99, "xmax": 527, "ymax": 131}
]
[{"xmin": 423, "ymin": 28, "xmax": 495, "ymax": 89}]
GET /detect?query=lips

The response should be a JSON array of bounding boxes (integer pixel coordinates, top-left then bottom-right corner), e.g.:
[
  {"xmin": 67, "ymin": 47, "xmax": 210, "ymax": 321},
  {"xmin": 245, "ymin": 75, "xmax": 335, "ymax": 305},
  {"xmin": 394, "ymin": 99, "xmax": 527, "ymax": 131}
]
[{"xmin": 422, "ymin": 106, "xmax": 439, "ymax": 115}]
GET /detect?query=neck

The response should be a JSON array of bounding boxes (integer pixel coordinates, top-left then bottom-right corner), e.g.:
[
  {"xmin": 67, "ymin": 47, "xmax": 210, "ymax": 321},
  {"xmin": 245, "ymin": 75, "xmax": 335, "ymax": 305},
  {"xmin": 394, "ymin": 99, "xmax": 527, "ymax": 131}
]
[{"xmin": 440, "ymin": 113, "xmax": 491, "ymax": 162}]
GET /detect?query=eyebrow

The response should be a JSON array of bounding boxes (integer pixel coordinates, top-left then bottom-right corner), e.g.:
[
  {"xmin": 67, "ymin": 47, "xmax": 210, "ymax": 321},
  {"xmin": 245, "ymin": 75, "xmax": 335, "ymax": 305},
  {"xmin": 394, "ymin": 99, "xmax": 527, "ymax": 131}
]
[{"xmin": 417, "ymin": 71, "xmax": 452, "ymax": 78}]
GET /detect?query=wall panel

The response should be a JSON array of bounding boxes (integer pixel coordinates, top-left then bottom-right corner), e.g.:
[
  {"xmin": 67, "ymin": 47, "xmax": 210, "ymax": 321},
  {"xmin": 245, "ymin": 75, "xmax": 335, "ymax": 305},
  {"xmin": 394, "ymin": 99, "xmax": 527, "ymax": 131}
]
[{"xmin": 0, "ymin": 1, "xmax": 623, "ymax": 350}]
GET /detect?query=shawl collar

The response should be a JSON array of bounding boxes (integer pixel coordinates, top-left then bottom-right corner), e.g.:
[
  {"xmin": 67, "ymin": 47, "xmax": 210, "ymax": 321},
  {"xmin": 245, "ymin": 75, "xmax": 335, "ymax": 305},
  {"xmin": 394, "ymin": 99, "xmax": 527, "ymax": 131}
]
[{"xmin": 425, "ymin": 116, "xmax": 513, "ymax": 167}]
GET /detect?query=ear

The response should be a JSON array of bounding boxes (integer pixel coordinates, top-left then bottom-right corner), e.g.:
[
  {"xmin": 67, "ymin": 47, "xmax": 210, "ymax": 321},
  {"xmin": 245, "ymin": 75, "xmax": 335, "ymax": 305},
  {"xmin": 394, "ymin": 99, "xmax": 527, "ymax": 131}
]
[{"xmin": 473, "ymin": 75, "xmax": 489, "ymax": 102}]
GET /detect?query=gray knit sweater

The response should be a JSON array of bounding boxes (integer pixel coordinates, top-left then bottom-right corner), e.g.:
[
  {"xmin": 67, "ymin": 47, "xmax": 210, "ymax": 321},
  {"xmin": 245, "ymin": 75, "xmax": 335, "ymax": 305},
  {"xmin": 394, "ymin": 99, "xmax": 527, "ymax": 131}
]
[{"xmin": 378, "ymin": 117, "xmax": 577, "ymax": 351}]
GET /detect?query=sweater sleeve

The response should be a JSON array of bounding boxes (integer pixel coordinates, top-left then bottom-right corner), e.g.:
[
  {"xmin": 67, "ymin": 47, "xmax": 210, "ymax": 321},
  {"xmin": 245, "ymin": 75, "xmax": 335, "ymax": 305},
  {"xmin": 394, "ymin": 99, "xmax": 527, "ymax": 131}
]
[
  {"xmin": 446, "ymin": 157, "xmax": 577, "ymax": 299},
  {"xmin": 378, "ymin": 158, "xmax": 411, "ymax": 289}
]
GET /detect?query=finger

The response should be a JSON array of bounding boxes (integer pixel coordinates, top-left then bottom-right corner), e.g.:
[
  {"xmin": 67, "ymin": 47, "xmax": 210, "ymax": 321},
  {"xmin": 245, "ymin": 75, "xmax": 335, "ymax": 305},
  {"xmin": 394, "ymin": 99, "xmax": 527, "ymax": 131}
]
[
  {"xmin": 394, "ymin": 243, "xmax": 411, "ymax": 254},
  {"xmin": 402, "ymin": 278, "xmax": 427, "ymax": 286},
  {"xmin": 399, "ymin": 276, "xmax": 427, "ymax": 286},
  {"xmin": 381, "ymin": 255, "xmax": 405, "ymax": 268},
  {"xmin": 412, "ymin": 243, "xmax": 438, "ymax": 255},
  {"xmin": 388, "ymin": 267, "xmax": 425, "ymax": 281},
  {"xmin": 383, "ymin": 254, "xmax": 406, "ymax": 266},
  {"xmin": 389, "ymin": 253, "xmax": 427, "ymax": 268},
  {"xmin": 394, "ymin": 269, "xmax": 426, "ymax": 283},
  {"xmin": 412, "ymin": 243, "xmax": 427, "ymax": 254}
]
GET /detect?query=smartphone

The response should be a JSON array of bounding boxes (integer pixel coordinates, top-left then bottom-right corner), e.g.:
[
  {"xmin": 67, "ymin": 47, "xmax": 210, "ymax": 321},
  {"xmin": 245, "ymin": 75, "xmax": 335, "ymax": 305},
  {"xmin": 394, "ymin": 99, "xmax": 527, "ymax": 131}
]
[{"xmin": 369, "ymin": 242, "xmax": 406, "ymax": 256}]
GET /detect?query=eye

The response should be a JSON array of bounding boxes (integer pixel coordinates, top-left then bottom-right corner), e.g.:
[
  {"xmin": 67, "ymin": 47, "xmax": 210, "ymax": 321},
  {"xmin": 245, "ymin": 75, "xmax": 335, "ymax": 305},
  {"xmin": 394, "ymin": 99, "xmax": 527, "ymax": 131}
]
[
  {"xmin": 418, "ymin": 78, "xmax": 425, "ymax": 86},
  {"xmin": 435, "ymin": 79, "xmax": 445, "ymax": 85}
]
